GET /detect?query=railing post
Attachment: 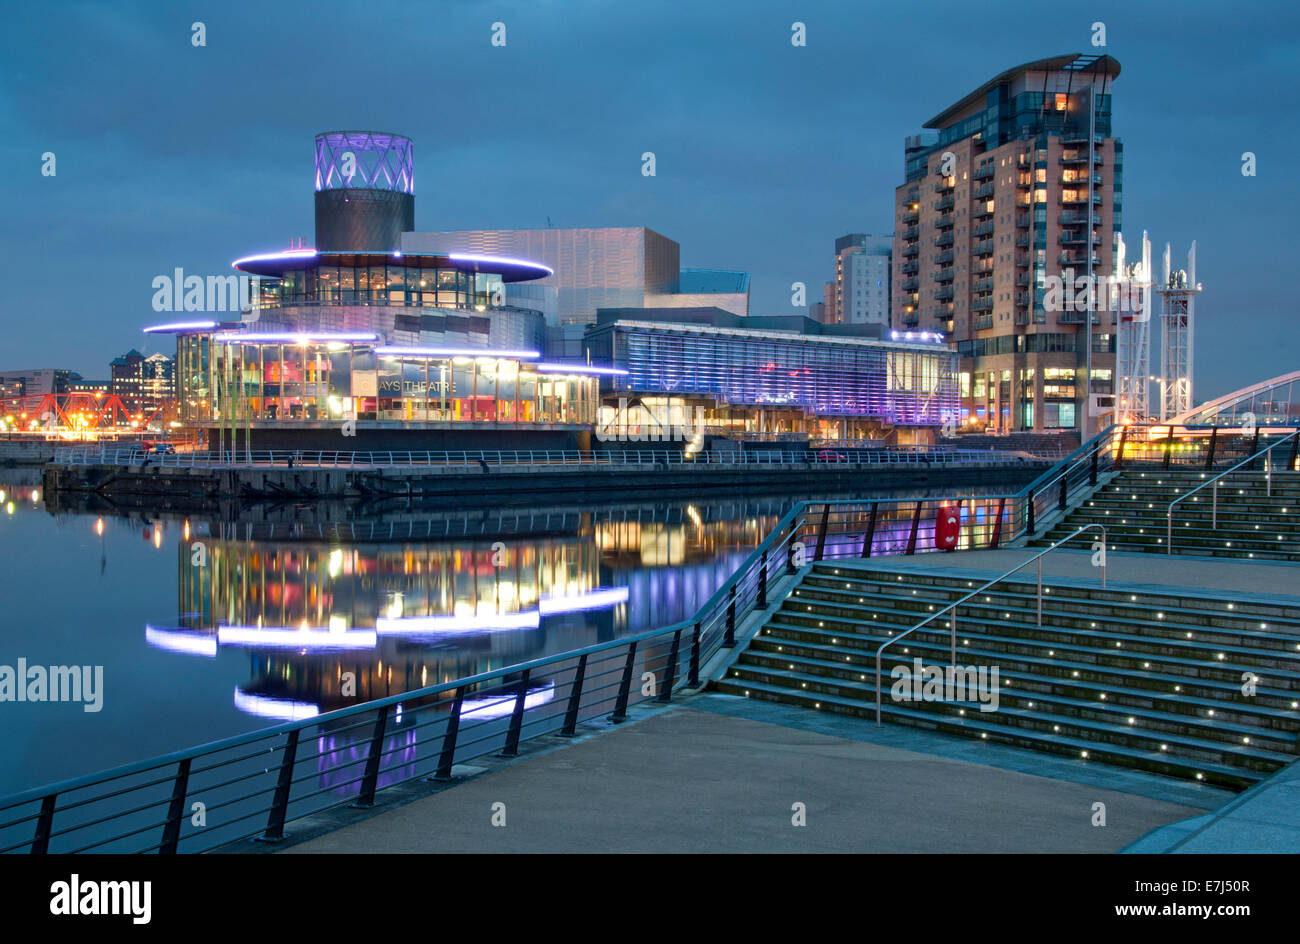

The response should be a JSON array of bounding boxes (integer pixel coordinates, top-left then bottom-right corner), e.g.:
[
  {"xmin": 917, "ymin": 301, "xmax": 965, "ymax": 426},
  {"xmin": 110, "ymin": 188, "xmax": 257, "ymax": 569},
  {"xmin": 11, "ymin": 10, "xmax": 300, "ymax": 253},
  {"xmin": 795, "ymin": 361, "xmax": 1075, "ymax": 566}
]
[
  {"xmin": 1026, "ymin": 489, "xmax": 1036, "ymax": 536},
  {"xmin": 1090, "ymin": 447, "xmax": 1098, "ymax": 486},
  {"xmin": 861, "ymin": 502, "xmax": 879, "ymax": 558},
  {"xmin": 757, "ymin": 550, "xmax": 768, "ymax": 609},
  {"xmin": 499, "ymin": 669, "xmax": 531, "ymax": 757},
  {"xmin": 351, "ymin": 705, "xmax": 389, "ymax": 808},
  {"xmin": 658, "ymin": 629, "xmax": 682, "ymax": 702},
  {"xmin": 1058, "ymin": 471, "xmax": 1068, "ymax": 511},
  {"xmin": 31, "ymin": 794, "xmax": 55, "ymax": 854},
  {"xmin": 905, "ymin": 500, "xmax": 922, "ymax": 555},
  {"xmin": 559, "ymin": 655, "xmax": 588, "ymax": 737},
  {"xmin": 159, "ymin": 757, "xmax": 192, "ymax": 854},
  {"xmin": 813, "ymin": 504, "xmax": 829, "ymax": 562},
  {"xmin": 687, "ymin": 622, "xmax": 702, "ymax": 687},
  {"xmin": 990, "ymin": 497, "xmax": 1006, "ymax": 549},
  {"xmin": 723, "ymin": 585, "xmax": 737, "ymax": 647},
  {"xmin": 1036, "ymin": 557, "xmax": 1043, "ymax": 627},
  {"xmin": 1163, "ymin": 426, "xmax": 1174, "ymax": 469},
  {"xmin": 1249, "ymin": 427, "xmax": 1261, "ymax": 468},
  {"xmin": 1115, "ymin": 425, "xmax": 1128, "ymax": 470},
  {"xmin": 258, "ymin": 728, "xmax": 300, "ymax": 842},
  {"xmin": 610, "ymin": 641, "xmax": 638, "ymax": 723},
  {"xmin": 430, "ymin": 689, "xmax": 464, "ymax": 779},
  {"xmin": 1204, "ymin": 426, "xmax": 1218, "ymax": 470}
]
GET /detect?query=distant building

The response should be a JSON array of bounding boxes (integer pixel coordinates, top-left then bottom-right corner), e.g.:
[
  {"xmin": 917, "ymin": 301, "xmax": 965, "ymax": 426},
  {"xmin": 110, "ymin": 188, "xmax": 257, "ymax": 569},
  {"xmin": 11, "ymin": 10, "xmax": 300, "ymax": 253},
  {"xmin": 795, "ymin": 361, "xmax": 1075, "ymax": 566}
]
[
  {"xmin": 0, "ymin": 368, "xmax": 82, "ymax": 398},
  {"xmin": 834, "ymin": 234, "xmax": 892, "ymax": 327},
  {"xmin": 111, "ymin": 350, "xmax": 174, "ymax": 417}
]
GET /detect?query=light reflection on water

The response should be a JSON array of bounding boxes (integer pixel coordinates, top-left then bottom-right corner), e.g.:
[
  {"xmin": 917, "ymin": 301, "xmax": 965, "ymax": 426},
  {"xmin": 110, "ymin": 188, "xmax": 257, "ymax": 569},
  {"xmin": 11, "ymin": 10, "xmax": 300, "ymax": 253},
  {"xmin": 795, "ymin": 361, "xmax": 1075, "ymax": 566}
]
[{"xmin": 0, "ymin": 472, "xmax": 1018, "ymax": 796}]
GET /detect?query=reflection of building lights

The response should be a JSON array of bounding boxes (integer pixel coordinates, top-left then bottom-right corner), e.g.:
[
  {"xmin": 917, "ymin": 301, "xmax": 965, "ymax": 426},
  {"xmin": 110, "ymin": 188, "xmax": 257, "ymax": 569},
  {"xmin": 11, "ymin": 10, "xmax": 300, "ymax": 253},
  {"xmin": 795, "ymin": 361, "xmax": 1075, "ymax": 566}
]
[
  {"xmin": 459, "ymin": 684, "xmax": 556, "ymax": 722},
  {"xmin": 145, "ymin": 625, "xmax": 218, "ymax": 658},
  {"xmin": 216, "ymin": 626, "xmax": 378, "ymax": 649},
  {"xmin": 153, "ymin": 528, "xmax": 163, "ymax": 549},
  {"xmin": 328, "ymin": 548, "xmax": 343, "ymax": 578},
  {"xmin": 95, "ymin": 517, "xmax": 104, "ymax": 536},
  {"xmin": 375, "ymin": 610, "xmax": 540, "ymax": 635},
  {"xmin": 233, "ymin": 688, "xmax": 319, "ymax": 721},
  {"xmin": 538, "ymin": 586, "xmax": 630, "ymax": 615}
]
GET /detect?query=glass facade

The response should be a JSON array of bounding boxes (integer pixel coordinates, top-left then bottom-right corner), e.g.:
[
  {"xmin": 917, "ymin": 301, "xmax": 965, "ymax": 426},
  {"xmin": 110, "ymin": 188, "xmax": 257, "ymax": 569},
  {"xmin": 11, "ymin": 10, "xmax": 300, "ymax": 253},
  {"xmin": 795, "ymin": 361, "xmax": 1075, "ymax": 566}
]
[
  {"xmin": 601, "ymin": 324, "xmax": 958, "ymax": 427},
  {"xmin": 256, "ymin": 266, "xmax": 504, "ymax": 310},
  {"xmin": 178, "ymin": 336, "xmax": 597, "ymax": 427}
]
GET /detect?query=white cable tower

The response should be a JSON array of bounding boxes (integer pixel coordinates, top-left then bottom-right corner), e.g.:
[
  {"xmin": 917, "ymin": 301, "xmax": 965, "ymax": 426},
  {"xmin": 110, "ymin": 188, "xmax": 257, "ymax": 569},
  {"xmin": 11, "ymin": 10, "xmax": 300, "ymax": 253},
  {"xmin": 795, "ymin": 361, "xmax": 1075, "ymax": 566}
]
[
  {"xmin": 1156, "ymin": 241, "xmax": 1201, "ymax": 420},
  {"xmin": 1114, "ymin": 231, "xmax": 1153, "ymax": 423}
]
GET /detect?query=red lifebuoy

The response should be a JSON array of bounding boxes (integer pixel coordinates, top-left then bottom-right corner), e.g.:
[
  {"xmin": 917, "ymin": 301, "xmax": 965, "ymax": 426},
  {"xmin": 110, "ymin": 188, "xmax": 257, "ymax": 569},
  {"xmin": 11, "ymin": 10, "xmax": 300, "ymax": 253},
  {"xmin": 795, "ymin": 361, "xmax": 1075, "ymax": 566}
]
[{"xmin": 936, "ymin": 506, "xmax": 960, "ymax": 550}]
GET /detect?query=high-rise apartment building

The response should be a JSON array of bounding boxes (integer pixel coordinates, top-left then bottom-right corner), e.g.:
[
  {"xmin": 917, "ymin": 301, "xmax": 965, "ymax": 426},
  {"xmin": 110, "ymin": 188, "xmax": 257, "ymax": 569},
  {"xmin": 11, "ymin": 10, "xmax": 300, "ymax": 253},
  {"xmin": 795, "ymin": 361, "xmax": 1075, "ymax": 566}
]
[
  {"xmin": 834, "ymin": 234, "xmax": 892, "ymax": 327},
  {"xmin": 892, "ymin": 54, "xmax": 1121, "ymax": 436},
  {"xmin": 110, "ymin": 350, "xmax": 175, "ymax": 417}
]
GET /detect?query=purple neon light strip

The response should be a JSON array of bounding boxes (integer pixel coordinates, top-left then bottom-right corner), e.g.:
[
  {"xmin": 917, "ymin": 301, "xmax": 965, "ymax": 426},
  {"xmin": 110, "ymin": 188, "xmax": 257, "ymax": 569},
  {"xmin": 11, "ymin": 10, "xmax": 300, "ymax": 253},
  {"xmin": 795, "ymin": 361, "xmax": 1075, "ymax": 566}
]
[
  {"xmin": 534, "ymin": 363, "xmax": 627, "ymax": 376},
  {"xmin": 231, "ymin": 249, "xmax": 318, "ymax": 269},
  {"xmin": 446, "ymin": 253, "xmax": 554, "ymax": 276},
  {"xmin": 143, "ymin": 320, "xmax": 218, "ymax": 334},
  {"xmin": 374, "ymin": 345, "xmax": 540, "ymax": 359},
  {"xmin": 213, "ymin": 331, "xmax": 379, "ymax": 343}
]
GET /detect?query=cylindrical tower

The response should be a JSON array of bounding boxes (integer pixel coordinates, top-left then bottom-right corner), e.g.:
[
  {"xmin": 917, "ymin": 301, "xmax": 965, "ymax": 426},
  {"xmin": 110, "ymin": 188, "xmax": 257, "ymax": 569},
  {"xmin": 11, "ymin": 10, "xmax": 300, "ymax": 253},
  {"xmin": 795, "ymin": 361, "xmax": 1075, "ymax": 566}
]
[{"xmin": 313, "ymin": 131, "xmax": 414, "ymax": 252}]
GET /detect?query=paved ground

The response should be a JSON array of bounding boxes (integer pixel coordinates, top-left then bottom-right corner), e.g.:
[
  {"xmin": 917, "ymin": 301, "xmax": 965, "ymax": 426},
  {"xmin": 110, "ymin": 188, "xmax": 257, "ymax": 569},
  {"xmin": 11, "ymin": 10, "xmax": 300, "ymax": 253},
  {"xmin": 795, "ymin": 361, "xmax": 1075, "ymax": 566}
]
[{"xmin": 281, "ymin": 702, "xmax": 1203, "ymax": 854}]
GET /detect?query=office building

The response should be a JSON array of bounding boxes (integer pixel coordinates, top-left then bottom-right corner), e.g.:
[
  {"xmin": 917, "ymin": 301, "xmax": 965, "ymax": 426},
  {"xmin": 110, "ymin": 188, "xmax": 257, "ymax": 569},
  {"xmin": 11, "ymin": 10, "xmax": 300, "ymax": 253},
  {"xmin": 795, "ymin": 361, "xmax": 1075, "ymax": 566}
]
[{"xmin": 834, "ymin": 234, "xmax": 892, "ymax": 327}]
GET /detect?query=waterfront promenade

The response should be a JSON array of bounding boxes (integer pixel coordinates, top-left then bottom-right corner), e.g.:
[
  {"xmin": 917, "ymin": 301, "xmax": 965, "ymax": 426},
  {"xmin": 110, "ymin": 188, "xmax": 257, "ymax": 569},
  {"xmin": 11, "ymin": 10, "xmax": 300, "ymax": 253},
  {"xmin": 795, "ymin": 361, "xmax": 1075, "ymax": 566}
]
[{"xmin": 262, "ymin": 547, "xmax": 1300, "ymax": 854}]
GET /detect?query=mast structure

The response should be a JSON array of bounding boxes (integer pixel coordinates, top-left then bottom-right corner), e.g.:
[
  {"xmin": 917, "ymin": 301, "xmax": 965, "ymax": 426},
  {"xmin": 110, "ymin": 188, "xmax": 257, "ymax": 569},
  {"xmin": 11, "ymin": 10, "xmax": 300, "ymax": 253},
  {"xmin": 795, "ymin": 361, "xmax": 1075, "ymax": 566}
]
[
  {"xmin": 1114, "ymin": 231, "xmax": 1153, "ymax": 423},
  {"xmin": 1155, "ymin": 242, "xmax": 1201, "ymax": 420}
]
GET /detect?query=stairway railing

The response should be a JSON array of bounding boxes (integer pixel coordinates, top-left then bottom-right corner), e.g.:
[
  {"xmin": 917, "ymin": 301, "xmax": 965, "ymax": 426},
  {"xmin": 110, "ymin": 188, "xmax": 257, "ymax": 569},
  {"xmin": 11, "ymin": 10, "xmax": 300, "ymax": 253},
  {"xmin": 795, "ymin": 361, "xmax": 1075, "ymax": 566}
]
[
  {"xmin": 874, "ymin": 524, "xmax": 1107, "ymax": 724},
  {"xmin": 1165, "ymin": 429, "xmax": 1300, "ymax": 554}
]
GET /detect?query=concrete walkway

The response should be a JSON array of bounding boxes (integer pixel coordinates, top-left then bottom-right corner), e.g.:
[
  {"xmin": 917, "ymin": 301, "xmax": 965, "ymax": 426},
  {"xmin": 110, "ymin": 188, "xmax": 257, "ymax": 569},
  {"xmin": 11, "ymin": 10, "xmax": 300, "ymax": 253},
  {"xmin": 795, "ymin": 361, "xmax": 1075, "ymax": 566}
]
[{"xmin": 280, "ymin": 703, "xmax": 1202, "ymax": 854}]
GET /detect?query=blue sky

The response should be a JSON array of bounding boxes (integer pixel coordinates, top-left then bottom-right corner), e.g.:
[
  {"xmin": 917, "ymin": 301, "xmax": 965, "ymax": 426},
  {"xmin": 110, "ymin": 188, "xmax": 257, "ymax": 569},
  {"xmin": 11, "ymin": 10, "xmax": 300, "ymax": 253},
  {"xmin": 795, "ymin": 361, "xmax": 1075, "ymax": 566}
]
[{"xmin": 1, "ymin": 0, "xmax": 1296, "ymax": 398}]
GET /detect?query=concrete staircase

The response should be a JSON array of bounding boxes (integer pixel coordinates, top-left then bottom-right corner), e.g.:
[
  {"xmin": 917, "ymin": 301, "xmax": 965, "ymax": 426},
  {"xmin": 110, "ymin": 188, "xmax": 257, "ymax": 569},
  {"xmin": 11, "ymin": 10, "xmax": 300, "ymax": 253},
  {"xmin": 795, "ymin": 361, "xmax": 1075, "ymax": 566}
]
[
  {"xmin": 715, "ymin": 563, "xmax": 1300, "ymax": 790},
  {"xmin": 1033, "ymin": 468, "xmax": 1300, "ymax": 561}
]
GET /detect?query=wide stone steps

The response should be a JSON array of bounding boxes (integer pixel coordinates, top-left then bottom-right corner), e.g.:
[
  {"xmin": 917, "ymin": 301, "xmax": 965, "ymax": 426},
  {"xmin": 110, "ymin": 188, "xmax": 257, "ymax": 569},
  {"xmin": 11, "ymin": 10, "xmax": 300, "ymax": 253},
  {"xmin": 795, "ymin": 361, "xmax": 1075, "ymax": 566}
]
[{"xmin": 715, "ymin": 556, "xmax": 1300, "ymax": 790}]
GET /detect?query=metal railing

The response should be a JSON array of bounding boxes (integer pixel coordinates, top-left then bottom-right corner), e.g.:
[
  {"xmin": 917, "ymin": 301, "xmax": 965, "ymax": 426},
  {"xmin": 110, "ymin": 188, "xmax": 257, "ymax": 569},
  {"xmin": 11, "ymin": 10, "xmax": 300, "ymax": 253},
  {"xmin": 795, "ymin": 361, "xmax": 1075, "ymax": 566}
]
[
  {"xmin": 50, "ymin": 445, "xmax": 1050, "ymax": 471},
  {"xmin": 3, "ymin": 421, "xmax": 1278, "ymax": 853},
  {"xmin": 1165, "ymin": 429, "xmax": 1300, "ymax": 553},
  {"xmin": 873, "ymin": 524, "xmax": 1107, "ymax": 724}
]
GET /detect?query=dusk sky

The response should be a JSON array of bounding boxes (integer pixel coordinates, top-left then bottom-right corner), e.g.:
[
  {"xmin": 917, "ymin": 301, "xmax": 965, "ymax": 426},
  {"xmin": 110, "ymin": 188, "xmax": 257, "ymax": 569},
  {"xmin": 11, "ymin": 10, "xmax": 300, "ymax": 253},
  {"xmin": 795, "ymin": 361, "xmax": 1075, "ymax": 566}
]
[{"xmin": 2, "ymin": 0, "xmax": 1296, "ymax": 399}]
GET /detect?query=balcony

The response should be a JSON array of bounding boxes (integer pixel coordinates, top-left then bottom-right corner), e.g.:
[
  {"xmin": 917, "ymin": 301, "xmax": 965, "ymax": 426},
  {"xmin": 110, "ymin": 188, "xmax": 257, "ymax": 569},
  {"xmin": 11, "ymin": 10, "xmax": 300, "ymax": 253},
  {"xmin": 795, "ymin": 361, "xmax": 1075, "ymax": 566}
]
[
  {"xmin": 1059, "ymin": 212, "xmax": 1100, "ymax": 226},
  {"xmin": 1015, "ymin": 292, "xmax": 1030, "ymax": 307},
  {"xmin": 1016, "ymin": 213, "xmax": 1030, "ymax": 228},
  {"xmin": 935, "ymin": 232, "xmax": 954, "ymax": 248},
  {"xmin": 902, "ymin": 208, "xmax": 920, "ymax": 224},
  {"xmin": 902, "ymin": 243, "xmax": 919, "ymax": 258},
  {"xmin": 1059, "ymin": 230, "xmax": 1101, "ymax": 246},
  {"xmin": 972, "ymin": 276, "xmax": 993, "ymax": 293},
  {"xmin": 1060, "ymin": 150, "xmax": 1103, "ymax": 165},
  {"xmin": 1061, "ymin": 191, "xmax": 1103, "ymax": 205},
  {"xmin": 974, "ymin": 163, "xmax": 994, "ymax": 180},
  {"xmin": 972, "ymin": 257, "xmax": 994, "ymax": 274},
  {"xmin": 934, "ymin": 287, "xmax": 955, "ymax": 302},
  {"xmin": 973, "ymin": 202, "xmax": 995, "ymax": 219},
  {"xmin": 972, "ymin": 238, "xmax": 994, "ymax": 255},
  {"xmin": 975, "ymin": 314, "xmax": 994, "ymax": 331},
  {"xmin": 901, "ymin": 312, "xmax": 920, "ymax": 327},
  {"xmin": 1015, "ymin": 234, "xmax": 1030, "ymax": 248},
  {"xmin": 936, "ymin": 195, "xmax": 955, "ymax": 211},
  {"xmin": 1015, "ymin": 310, "xmax": 1031, "ymax": 326},
  {"xmin": 974, "ymin": 182, "xmax": 995, "ymax": 199},
  {"xmin": 1059, "ymin": 250, "xmax": 1101, "ymax": 266},
  {"xmin": 902, "ymin": 278, "xmax": 919, "ymax": 292},
  {"xmin": 935, "ymin": 269, "xmax": 955, "ymax": 284},
  {"xmin": 972, "ymin": 220, "xmax": 995, "ymax": 237},
  {"xmin": 1061, "ymin": 172, "xmax": 1104, "ymax": 187},
  {"xmin": 1016, "ymin": 272, "xmax": 1031, "ymax": 287},
  {"xmin": 936, "ymin": 250, "xmax": 954, "ymax": 264},
  {"xmin": 934, "ymin": 176, "xmax": 956, "ymax": 193},
  {"xmin": 1015, "ymin": 251, "xmax": 1030, "ymax": 267},
  {"xmin": 971, "ymin": 296, "xmax": 993, "ymax": 313},
  {"xmin": 903, "ymin": 226, "xmax": 919, "ymax": 240},
  {"xmin": 1056, "ymin": 309, "xmax": 1088, "ymax": 324},
  {"xmin": 901, "ymin": 260, "xmax": 919, "ymax": 275}
]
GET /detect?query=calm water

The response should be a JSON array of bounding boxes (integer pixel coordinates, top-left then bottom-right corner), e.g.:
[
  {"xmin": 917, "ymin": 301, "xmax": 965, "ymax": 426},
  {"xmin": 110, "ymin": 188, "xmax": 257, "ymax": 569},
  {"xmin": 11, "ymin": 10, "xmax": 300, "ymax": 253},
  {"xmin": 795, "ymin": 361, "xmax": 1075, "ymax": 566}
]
[{"xmin": 0, "ymin": 470, "xmax": 1013, "ymax": 798}]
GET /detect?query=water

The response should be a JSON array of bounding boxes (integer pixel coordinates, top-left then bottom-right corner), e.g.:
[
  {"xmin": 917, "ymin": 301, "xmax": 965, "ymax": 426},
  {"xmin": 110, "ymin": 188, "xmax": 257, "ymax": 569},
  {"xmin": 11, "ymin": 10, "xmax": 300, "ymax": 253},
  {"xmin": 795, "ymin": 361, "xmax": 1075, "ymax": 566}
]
[{"xmin": 0, "ymin": 470, "xmax": 1024, "ymax": 798}]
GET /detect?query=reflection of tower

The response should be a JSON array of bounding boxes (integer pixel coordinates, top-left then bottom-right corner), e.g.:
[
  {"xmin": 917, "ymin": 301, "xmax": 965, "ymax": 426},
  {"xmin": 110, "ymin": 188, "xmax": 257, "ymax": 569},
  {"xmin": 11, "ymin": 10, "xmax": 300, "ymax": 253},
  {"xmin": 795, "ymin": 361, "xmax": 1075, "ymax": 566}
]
[
  {"xmin": 1156, "ymin": 242, "xmax": 1201, "ymax": 421},
  {"xmin": 1114, "ymin": 231, "xmax": 1152, "ymax": 423}
]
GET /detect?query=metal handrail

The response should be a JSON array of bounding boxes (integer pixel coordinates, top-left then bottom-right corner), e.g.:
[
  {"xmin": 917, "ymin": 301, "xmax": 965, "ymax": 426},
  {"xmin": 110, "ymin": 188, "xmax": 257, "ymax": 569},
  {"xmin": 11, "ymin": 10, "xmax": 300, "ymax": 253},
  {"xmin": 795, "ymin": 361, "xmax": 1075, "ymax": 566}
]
[
  {"xmin": 874, "ymin": 524, "xmax": 1107, "ymax": 724},
  {"xmin": 1165, "ymin": 429, "xmax": 1300, "ymax": 553}
]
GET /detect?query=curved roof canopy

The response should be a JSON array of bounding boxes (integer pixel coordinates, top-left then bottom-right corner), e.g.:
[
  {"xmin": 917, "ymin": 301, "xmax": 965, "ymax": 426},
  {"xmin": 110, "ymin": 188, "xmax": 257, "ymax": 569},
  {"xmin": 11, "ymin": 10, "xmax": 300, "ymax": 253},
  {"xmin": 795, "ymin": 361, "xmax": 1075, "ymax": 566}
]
[
  {"xmin": 232, "ymin": 249, "xmax": 553, "ymax": 282},
  {"xmin": 925, "ymin": 53, "xmax": 1121, "ymax": 130}
]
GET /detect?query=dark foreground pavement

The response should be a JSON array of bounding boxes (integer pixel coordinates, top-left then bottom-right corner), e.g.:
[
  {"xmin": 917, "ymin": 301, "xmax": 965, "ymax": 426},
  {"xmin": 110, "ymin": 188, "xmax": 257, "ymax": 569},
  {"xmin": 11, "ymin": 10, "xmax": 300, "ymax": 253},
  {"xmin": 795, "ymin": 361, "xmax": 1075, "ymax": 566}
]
[{"xmin": 279, "ymin": 704, "xmax": 1202, "ymax": 854}]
